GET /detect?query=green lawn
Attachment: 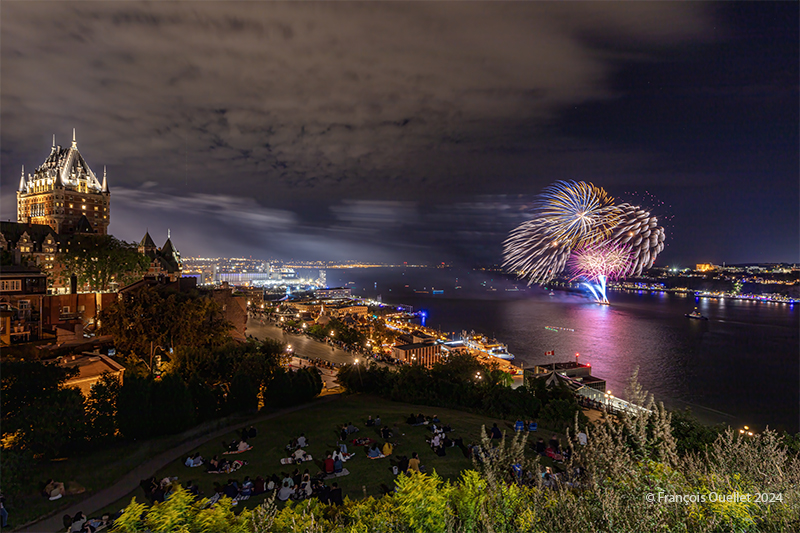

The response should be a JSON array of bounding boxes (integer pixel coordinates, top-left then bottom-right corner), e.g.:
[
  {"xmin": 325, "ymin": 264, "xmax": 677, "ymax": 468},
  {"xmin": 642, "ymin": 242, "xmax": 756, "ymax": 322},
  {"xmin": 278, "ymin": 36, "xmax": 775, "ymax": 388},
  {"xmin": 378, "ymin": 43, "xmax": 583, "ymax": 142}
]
[
  {"xmin": 12, "ymin": 411, "xmax": 272, "ymax": 528},
  {"xmin": 97, "ymin": 394, "xmax": 559, "ymax": 517}
]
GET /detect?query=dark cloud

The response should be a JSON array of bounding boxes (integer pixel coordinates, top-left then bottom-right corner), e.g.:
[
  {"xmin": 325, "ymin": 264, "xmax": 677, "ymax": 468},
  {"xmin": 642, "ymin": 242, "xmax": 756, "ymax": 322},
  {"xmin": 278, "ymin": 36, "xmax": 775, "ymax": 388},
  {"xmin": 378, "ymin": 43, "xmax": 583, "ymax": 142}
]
[{"xmin": 2, "ymin": 2, "xmax": 797, "ymax": 264}]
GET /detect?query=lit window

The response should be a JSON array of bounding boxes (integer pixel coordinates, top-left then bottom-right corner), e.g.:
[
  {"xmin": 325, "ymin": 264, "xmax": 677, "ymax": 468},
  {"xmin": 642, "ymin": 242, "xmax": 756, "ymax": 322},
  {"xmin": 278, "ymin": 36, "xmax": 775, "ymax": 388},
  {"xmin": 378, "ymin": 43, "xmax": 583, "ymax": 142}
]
[
  {"xmin": 1, "ymin": 280, "xmax": 22, "ymax": 291},
  {"xmin": 82, "ymin": 205, "xmax": 86, "ymax": 210},
  {"xmin": 69, "ymin": 203, "xmax": 73, "ymax": 208}
]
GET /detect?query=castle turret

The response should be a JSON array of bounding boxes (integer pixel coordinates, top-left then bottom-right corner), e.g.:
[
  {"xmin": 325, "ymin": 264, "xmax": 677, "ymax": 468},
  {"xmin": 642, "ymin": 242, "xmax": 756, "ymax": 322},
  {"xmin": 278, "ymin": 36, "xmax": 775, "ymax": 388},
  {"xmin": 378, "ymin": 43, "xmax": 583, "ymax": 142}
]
[{"xmin": 17, "ymin": 131, "xmax": 110, "ymax": 235}]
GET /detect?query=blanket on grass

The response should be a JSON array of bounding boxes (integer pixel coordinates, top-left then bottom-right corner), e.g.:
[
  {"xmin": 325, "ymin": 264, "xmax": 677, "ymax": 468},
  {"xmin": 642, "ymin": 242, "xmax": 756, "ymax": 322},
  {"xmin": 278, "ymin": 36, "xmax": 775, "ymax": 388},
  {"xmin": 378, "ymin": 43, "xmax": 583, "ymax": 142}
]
[
  {"xmin": 324, "ymin": 468, "xmax": 350, "ymax": 480},
  {"xmin": 207, "ymin": 460, "xmax": 245, "ymax": 474},
  {"xmin": 280, "ymin": 455, "xmax": 313, "ymax": 465},
  {"xmin": 223, "ymin": 446, "xmax": 253, "ymax": 455}
]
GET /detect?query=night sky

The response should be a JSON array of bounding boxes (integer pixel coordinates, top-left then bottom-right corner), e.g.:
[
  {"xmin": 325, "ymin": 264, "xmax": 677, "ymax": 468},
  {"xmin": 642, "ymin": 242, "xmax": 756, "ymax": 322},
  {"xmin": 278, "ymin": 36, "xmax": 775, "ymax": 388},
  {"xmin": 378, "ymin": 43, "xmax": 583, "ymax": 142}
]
[{"xmin": 2, "ymin": 2, "xmax": 797, "ymax": 266}]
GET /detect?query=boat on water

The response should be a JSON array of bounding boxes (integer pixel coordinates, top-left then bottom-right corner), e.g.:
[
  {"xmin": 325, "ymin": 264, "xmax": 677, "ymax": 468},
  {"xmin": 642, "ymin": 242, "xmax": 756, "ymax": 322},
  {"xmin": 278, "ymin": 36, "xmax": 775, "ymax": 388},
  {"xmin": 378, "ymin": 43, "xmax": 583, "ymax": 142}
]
[
  {"xmin": 685, "ymin": 308, "xmax": 709, "ymax": 320},
  {"xmin": 461, "ymin": 331, "xmax": 515, "ymax": 360}
]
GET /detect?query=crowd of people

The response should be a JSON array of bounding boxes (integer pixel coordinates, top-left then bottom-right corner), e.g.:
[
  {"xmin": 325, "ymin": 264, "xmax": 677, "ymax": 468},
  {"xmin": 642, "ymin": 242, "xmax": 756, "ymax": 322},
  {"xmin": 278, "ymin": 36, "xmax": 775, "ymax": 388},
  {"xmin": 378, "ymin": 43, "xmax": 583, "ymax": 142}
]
[{"xmin": 125, "ymin": 411, "xmax": 577, "ymax": 518}]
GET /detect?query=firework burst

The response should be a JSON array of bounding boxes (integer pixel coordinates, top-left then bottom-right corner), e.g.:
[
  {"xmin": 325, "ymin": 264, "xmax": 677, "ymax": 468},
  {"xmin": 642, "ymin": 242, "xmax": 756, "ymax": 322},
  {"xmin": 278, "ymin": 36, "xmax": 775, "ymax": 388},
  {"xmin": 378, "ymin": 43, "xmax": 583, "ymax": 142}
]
[
  {"xmin": 503, "ymin": 181, "xmax": 619, "ymax": 283},
  {"xmin": 503, "ymin": 180, "xmax": 666, "ymax": 291},
  {"xmin": 569, "ymin": 243, "xmax": 635, "ymax": 281}
]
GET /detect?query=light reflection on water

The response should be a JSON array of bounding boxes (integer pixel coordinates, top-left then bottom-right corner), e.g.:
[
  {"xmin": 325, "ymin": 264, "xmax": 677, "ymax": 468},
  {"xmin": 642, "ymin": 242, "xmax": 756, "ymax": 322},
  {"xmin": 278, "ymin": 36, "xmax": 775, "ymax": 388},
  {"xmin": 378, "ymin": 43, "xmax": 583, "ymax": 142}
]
[{"xmin": 329, "ymin": 269, "xmax": 799, "ymax": 432}]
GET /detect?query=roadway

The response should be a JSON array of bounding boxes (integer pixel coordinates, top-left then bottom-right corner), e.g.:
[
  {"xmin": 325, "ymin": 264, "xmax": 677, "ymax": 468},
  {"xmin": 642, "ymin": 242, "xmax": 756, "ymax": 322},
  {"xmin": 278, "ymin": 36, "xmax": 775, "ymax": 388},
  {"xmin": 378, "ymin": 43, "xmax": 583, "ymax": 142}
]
[{"xmin": 245, "ymin": 317, "xmax": 359, "ymax": 366}]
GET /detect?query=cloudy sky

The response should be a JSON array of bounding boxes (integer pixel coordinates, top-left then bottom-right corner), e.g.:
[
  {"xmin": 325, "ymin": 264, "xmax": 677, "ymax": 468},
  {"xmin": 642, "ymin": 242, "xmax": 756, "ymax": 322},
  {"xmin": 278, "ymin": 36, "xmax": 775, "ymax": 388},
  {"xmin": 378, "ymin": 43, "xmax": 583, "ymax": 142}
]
[{"xmin": 2, "ymin": 2, "xmax": 797, "ymax": 265}]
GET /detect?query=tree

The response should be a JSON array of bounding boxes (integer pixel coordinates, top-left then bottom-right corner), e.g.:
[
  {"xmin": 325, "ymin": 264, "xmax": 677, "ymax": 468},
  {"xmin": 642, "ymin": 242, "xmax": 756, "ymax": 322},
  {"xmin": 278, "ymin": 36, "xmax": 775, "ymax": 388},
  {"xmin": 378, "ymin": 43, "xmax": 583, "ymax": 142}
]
[
  {"xmin": 86, "ymin": 372, "xmax": 121, "ymax": 442},
  {"xmin": 100, "ymin": 286, "xmax": 233, "ymax": 371},
  {"xmin": 150, "ymin": 373, "xmax": 195, "ymax": 434},
  {"xmin": 227, "ymin": 372, "xmax": 258, "ymax": 413},
  {"xmin": 57, "ymin": 234, "xmax": 148, "ymax": 292},
  {"xmin": 1, "ymin": 361, "xmax": 87, "ymax": 457},
  {"xmin": 116, "ymin": 375, "xmax": 153, "ymax": 439}
]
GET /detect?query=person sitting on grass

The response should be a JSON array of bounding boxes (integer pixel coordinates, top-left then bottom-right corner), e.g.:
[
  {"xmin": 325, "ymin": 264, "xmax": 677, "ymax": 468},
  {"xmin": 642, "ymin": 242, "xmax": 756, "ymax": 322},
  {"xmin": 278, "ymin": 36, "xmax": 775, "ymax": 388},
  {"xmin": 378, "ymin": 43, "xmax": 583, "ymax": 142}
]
[
  {"xmin": 396, "ymin": 455, "xmax": 409, "ymax": 473},
  {"xmin": 347, "ymin": 422, "xmax": 358, "ymax": 434},
  {"xmin": 237, "ymin": 440, "xmax": 251, "ymax": 452},
  {"xmin": 375, "ymin": 415, "xmax": 381, "ymax": 426},
  {"xmin": 431, "ymin": 414, "xmax": 440, "ymax": 423},
  {"xmin": 253, "ymin": 476, "xmax": 265, "ymax": 495},
  {"xmin": 365, "ymin": 415, "xmax": 375, "ymax": 427},
  {"xmin": 223, "ymin": 480, "xmax": 238, "ymax": 499},
  {"xmin": 241, "ymin": 477, "xmax": 253, "ymax": 497},
  {"xmin": 44, "ymin": 479, "xmax": 66, "ymax": 500},
  {"xmin": 490, "ymin": 423, "xmax": 502, "ymax": 440},
  {"xmin": 69, "ymin": 512, "xmax": 87, "ymax": 533},
  {"xmin": 380, "ymin": 426, "xmax": 393, "ymax": 439},
  {"xmin": 277, "ymin": 481, "xmax": 295, "ymax": 502},
  {"xmin": 285, "ymin": 439, "xmax": 298, "ymax": 452},
  {"xmin": 323, "ymin": 453, "xmax": 335, "ymax": 474},
  {"xmin": 297, "ymin": 433, "xmax": 308, "ymax": 448},
  {"xmin": 328, "ymin": 483, "xmax": 343, "ymax": 506},
  {"xmin": 408, "ymin": 452, "xmax": 421, "ymax": 473},
  {"xmin": 545, "ymin": 447, "xmax": 564, "ymax": 462},
  {"xmin": 406, "ymin": 413, "xmax": 417, "ymax": 425},
  {"xmin": 333, "ymin": 456, "xmax": 344, "ymax": 473},
  {"xmin": 332, "ymin": 448, "xmax": 345, "ymax": 463},
  {"xmin": 382, "ymin": 442, "xmax": 394, "ymax": 456},
  {"xmin": 292, "ymin": 446, "xmax": 309, "ymax": 462},
  {"xmin": 367, "ymin": 443, "xmax": 383, "ymax": 458},
  {"xmin": 536, "ymin": 438, "xmax": 547, "ymax": 456}
]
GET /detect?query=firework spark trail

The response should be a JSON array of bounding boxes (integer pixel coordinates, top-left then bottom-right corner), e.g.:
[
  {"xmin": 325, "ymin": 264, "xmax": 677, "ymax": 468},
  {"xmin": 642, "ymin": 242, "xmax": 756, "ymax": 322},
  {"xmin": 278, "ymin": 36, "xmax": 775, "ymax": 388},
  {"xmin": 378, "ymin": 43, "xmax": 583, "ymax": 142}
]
[
  {"xmin": 503, "ymin": 181, "xmax": 620, "ymax": 284},
  {"xmin": 569, "ymin": 243, "xmax": 635, "ymax": 281},
  {"xmin": 605, "ymin": 203, "xmax": 665, "ymax": 275},
  {"xmin": 503, "ymin": 180, "xmax": 666, "ymax": 285},
  {"xmin": 536, "ymin": 181, "xmax": 620, "ymax": 246}
]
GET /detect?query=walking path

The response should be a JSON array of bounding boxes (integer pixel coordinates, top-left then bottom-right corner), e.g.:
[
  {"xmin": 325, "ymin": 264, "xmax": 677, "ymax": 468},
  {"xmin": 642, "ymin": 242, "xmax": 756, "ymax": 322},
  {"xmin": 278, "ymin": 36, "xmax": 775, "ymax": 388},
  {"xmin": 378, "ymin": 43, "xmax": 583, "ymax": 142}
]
[{"xmin": 20, "ymin": 395, "xmax": 340, "ymax": 533}]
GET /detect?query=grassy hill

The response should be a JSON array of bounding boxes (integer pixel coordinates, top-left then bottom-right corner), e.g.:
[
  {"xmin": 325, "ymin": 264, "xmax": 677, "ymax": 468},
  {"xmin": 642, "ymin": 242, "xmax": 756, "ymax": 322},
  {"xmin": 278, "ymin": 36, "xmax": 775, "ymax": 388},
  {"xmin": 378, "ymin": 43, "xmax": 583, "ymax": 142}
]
[{"xmin": 96, "ymin": 394, "xmax": 558, "ymax": 517}]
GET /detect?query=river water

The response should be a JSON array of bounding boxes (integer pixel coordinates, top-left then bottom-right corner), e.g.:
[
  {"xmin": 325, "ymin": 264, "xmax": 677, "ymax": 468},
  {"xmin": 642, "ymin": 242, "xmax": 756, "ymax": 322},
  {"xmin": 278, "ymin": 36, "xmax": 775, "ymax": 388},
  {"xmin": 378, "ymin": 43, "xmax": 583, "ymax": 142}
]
[{"xmin": 315, "ymin": 267, "xmax": 799, "ymax": 433}]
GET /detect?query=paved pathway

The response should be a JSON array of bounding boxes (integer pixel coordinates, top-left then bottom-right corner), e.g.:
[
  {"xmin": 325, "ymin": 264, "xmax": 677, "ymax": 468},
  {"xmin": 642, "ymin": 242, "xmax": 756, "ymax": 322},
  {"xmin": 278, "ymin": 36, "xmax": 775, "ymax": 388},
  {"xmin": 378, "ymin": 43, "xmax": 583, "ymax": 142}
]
[
  {"xmin": 20, "ymin": 395, "xmax": 340, "ymax": 533},
  {"xmin": 246, "ymin": 318, "xmax": 359, "ymax": 366}
]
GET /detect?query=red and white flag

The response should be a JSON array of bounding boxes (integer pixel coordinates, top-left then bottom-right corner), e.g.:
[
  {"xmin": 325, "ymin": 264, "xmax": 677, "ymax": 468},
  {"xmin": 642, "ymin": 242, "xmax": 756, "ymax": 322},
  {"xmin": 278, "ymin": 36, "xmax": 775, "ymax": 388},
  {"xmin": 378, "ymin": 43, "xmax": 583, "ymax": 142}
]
[{"xmin": 545, "ymin": 350, "xmax": 554, "ymax": 356}]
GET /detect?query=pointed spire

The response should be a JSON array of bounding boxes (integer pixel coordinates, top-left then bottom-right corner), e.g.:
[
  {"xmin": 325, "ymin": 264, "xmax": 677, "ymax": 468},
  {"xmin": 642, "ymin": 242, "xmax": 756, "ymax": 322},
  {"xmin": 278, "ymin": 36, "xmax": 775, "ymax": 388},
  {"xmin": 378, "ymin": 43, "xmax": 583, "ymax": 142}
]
[
  {"xmin": 168, "ymin": 229, "xmax": 171, "ymax": 239},
  {"xmin": 72, "ymin": 128, "xmax": 77, "ymax": 147},
  {"xmin": 19, "ymin": 165, "xmax": 26, "ymax": 191},
  {"xmin": 52, "ymin": 134, "xmax": 56, "ymax": 148},
  {"xmin": 102, "ymin": 166, "xmax": 108, "ymax": 192}
]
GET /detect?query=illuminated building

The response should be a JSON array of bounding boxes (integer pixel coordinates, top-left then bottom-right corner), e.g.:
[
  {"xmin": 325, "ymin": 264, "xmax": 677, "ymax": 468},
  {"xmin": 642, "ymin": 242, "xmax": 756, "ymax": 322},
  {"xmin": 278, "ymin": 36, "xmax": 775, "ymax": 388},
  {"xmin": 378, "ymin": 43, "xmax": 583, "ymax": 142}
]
[
  {"xmin": 17, "ymin": 130, "xmax": 110, "ymax": 235},
  {"xmin": 138, "ymin": 231, "xmax": 183, "ymax": 282},
  {"xmin": 695, "ymin": 263, "xmax": 717, "ymax": 272}
]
